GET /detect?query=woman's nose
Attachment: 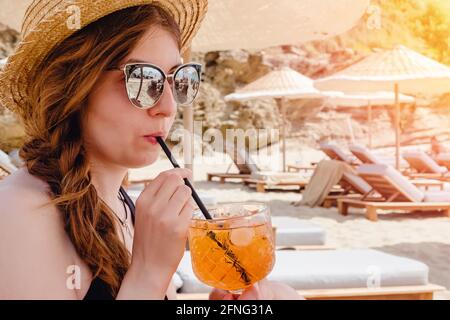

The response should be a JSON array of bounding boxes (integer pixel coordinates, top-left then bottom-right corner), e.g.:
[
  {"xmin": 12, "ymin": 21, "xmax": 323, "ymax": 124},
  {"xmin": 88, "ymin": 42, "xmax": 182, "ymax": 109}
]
[{"xmin": 147, "ymin": 80, "xmax": 177, "ymax": 117}]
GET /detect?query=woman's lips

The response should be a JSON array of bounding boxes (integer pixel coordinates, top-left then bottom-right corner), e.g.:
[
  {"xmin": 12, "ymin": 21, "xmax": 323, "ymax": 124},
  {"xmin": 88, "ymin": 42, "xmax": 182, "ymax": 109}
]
[{"xmin": 143, "ymin": 136, "xmax": 159, "ymax": 145}]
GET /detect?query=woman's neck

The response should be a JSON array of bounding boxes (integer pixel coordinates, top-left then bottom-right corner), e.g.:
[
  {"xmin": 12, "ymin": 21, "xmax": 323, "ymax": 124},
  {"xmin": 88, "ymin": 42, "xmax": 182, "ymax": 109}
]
[{"xmin": 89, "ymin": 160, "xmax": 128, "ymax": 208}]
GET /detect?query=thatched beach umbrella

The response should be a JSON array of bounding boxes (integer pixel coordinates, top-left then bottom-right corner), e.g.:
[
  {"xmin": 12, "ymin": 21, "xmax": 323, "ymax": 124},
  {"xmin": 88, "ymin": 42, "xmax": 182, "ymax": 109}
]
[
  {"xmin": 315, "ymin": 45, "xmax": 450, "ymax": 169},
  {"xmin": 225, "ymin": 67, "xmax": 323, "ymax": 172},
  {"xmin": 325, "ymin": 91, "xmax": 415, "ymax": 148}
]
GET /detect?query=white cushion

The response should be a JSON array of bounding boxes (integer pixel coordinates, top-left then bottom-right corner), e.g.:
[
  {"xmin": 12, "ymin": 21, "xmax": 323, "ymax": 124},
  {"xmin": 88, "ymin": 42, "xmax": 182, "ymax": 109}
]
[
  {"xmin": 342, "ymin": 172, "xmax": 372, "ymax": 194},
  {"xmin": 172, "ymin": 272, "xmax": 184, "ymax": 291},
  {"xmin": 0, "ymin": 150, "xmax": 17, "ymax": 173},
  {"xmin": 403, "ymin": 151, "xmax": 448, "ymax": 174},
  {"xmin": 357, "ymin": 164, "xmax": 424, "ymax": 202},
  {"xmin": 423, "ymin": 191, "xmax": 450, "ymax": 202},
  {"xmin": 320, "ymin": 143, "xmax": 353, "ymax": 163},
  {"xmin": 125, "ymin": 190, "xmax": 140, "ymax": 204},
  {"xmin": 271, "ymin": 217, "xmax": 326, "ymax": 246},
  {"xmin": 250, "ymin": 171, "xmax": 305, "ymax": 183},
  {"xmin": 437, "ymin": 153, "xmax": 450, "ymax": 162},
  {"xmin": 177, "ymin": 249, "xmax": 429, "ymax": 293},
  {"xmin": 349, "ymin": 144, "xmax": 381, "ymax": 164},
  {"xmin": 8, "ymin": 149, "xmax": 24, "ymax": 168}
]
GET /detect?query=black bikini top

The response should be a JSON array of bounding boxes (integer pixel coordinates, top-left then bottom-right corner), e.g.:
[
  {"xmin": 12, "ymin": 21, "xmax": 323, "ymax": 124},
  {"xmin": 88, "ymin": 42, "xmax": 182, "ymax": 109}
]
[{"xmin": 83, "ymin": 187, "xmax": 168, "ymax": 300}]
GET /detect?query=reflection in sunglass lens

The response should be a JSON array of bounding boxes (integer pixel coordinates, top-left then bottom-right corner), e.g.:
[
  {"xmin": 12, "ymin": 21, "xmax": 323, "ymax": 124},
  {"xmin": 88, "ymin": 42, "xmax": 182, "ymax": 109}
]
[
  {"xmin": 173, "ymin": 65, "xmax": 200, "ymax": 105},
  {"xmin": 125, "ymin": 65, "xmax": 164, "ymax": 109}
]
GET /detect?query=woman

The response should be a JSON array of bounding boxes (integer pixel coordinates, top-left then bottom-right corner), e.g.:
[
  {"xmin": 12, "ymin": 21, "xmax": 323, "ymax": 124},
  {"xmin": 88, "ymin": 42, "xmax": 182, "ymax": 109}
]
[{"xmin": 0, "ymin": 0, "xmax": 300, "ymax": 300}]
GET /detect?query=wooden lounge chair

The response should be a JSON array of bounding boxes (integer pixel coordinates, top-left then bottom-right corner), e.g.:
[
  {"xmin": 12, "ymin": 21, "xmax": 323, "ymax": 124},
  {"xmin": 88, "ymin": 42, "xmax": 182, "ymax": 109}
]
[
  {"xmin": 207, "ymin": 142, "xmax": 258, "ymax": 183},
  {"xmin": 349, "ymin": 144, "xmax": 411, "ymax": 174},
  {"xmin": 176, "ymin": 250, "xmax": 444, "ymax": 300},
  {"xmin": 287, "ymin": 163, "xmax": 316, "ymax": 173},
  {"xmin": 207, "ymin": 142, "xmax": 310, "ymax": 190},
  {"xmin": 323, "ymin": 173, "xmax": 444, "ymax": 208},
  {"xmin": 321, "ymin": 171, "xmax": 374, "ymax": 208},
  {"xmin": 0, "ymin": 150, "xmax": 18, "ymax": 181},
  {"xmin": 320, "ymin": 143, "xmax": 358, "ymax": 164},
  {"xmin": 436, "ymin": 153, "xmax": 450, "ymax": 170},
  {"xmin": 0, "ymin": 163, "xmax": 11, "ymax": 181},
  {"xmin": 244, "ymin": 176, "xmax": 309, "ymax": 193},
  {"xmin": 338, "ymin": 164, "xmax": 450, "ymax": 221},
  {"xmin": 349, "ymin": 144, "xmax": 382, "ymax": 164},
  {"xmin": 403, "ymin": 151, "xmax": 450, "ymax": 181}
]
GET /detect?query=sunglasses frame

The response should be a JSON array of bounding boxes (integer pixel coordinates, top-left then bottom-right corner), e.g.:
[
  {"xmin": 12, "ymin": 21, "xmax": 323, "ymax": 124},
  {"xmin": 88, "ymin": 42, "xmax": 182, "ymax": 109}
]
[{"xmin": 110, "ymin": 62, "xmax": 202, "ymax": 110}]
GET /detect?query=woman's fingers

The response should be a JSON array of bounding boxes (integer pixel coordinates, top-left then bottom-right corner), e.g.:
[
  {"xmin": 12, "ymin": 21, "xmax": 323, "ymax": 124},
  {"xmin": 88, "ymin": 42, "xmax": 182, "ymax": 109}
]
[
  {"xmin": 238, "ymin": 283, "xmax": 262, "ymax": 300},
  {"xmin": 237, "ymin": 280, "xmax": 302, "ymax": 300},
  {"xmin": 138, "ymin": 168, "xmax": 192, "ymax": 205},
  {"xmin": 169, "ymin": 185, "xmax": 193, "ymax": 217},
  {"xmin": 155, "ymin": 173, "xmax": 185, "ymax": 204},
  {"xmin": 209, "ymin": 289, "xmax": 236, "ymax": 300}
]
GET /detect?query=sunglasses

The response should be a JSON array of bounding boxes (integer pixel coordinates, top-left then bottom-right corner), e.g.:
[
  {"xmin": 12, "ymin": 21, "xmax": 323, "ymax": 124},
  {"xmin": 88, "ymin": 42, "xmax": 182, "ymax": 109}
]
[{"xmin": 109, "ymin": 62, "xmax": 202, "ymax": 109}]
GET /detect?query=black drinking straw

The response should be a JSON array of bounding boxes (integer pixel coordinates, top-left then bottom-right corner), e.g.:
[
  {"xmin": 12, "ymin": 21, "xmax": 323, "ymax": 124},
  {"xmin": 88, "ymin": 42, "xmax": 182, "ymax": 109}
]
[{"xmin": 156, "ymin": 137, "xmax": 212, "ymax": 220}]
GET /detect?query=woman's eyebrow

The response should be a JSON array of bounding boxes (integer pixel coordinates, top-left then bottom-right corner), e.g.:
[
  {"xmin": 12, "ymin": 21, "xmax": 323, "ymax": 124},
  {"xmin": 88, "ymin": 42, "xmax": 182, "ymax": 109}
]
[{"xmin": 123, "ymin": 59, "xmax": 182, "ymax": 72}]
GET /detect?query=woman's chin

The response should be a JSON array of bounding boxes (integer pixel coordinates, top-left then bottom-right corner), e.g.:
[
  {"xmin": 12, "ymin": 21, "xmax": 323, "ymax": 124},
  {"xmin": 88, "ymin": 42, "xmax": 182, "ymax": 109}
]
[{"xmin": 127, "ymin": 153, "xmax": 159, "ymax": 169}]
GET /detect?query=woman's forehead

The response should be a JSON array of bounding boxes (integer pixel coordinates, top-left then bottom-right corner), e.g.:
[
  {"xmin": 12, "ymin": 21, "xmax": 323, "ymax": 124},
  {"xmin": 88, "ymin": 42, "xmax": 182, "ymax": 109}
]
[{"xmin": 125, "ymin": 27, "xmax": 181, "ymax": 73}]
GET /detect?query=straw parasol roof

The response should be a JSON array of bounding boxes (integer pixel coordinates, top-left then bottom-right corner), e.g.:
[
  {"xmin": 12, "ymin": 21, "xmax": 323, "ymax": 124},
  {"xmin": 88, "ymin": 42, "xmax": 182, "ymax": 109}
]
[
  {"xmin": 225, "ymin": 67, "xmax": 324, "ymax": 172},
  {"xmin": 225, "ymin": 67, "xmax": 323, "ymax": 101},
  {"xmin": 315, "ymin": 45, "xmax": 450, "ymax": 96}
]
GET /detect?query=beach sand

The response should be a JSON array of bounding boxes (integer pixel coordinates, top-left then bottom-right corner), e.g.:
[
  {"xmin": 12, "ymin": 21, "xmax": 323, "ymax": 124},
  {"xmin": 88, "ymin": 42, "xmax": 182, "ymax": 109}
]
[{"xmin": 128, "ymin": 143, "xmax": 450, "ymax": 300}]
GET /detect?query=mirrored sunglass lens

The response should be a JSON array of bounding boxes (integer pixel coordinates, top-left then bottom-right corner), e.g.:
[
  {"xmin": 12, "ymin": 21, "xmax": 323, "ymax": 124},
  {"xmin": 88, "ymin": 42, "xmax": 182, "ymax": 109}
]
[
  {"xmin": 174, "ymin": 66, "xmax": 200, "ymax": 105},
  {"xmin": 126, "ymin": 66, "xmax": 164, "ymax": 108}
]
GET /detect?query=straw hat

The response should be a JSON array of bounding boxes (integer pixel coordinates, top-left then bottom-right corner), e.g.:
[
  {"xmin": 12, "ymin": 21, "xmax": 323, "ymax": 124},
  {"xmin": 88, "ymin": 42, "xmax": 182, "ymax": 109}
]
[{"xmin": 0, "ymin": 0, "xmax": 208, "ymax": 117}]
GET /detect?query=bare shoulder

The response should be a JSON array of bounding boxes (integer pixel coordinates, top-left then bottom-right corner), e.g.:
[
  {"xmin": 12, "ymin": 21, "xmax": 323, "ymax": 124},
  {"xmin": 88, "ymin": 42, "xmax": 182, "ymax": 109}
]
[
  {"xmin": 0, "ymin": 167, "xmax": 53, "ymax": 208},
  {"xmin": 0, "ymin": 168, "xmax": 79, "ymax": 299}
]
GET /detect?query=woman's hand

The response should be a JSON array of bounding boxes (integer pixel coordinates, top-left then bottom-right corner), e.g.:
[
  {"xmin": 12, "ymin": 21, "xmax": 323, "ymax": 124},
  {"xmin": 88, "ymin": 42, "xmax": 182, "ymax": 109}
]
[
  {"xmin": 209, "ymin": 279, "xmax": 304, "ymax": 300},
  {"xmin": 118, "ymin": 168, "xmax": 194, "ymax": 299}
]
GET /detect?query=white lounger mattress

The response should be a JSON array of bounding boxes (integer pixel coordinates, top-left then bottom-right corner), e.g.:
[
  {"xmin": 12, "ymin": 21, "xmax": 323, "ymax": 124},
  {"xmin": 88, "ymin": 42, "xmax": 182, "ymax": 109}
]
[
  {"xmin": 176, "ymin": 249, "xmax": 429, "ymax": 293},
  {"xmin": 271, "ymin": 216, "xmax": 326, "ymax": 246}
]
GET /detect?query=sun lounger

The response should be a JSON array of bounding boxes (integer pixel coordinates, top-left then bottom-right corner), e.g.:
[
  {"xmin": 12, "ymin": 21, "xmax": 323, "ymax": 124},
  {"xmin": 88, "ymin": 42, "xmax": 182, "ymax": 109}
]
[
  {"xmin": 293, "ymin": 160, "xmax": 360, "ymax": 207},
  {"xmin": 0, "ymin": 150, "xmax": 18, "ymax": 180},
  {"xmin": 349, "ymin": 144, "xmax": 383, "ymax": 165},
  {"xmin": 176, "ymin": 249, "xmax": 444, "ymax": 300},
  {"xmin": 207, "ymin": 142, "xmax": 310, "ymax": 188},
  {"xmin": 337, "ymin": 164, "xmax": 450, "ymax": 221},
  {"xmin": 322, "ymin": 171, "xmax": 373, "ymax": 208},
  {"xmin": 244, "ymin": 177, "xmax": 309, "ymax": 193},
  {"xmin": 349, "ymin": 144, "xmax": 412, "ymax": 174},
  {"xmin": 403, "ymin": 151, "xmax": 450, "ymax": 180},
  {"xmin": 0, "ymin": 165, "xmax": 10, "ymax": 180},
  {"xmin": 207, "ymin": 142, "xmax": 258, "ymax": 183},
  {"xmin": 287, "ymin": 164, "xmax": 316, "ymax": 173},
  {"xmin": 320, "ymin": 143, "xmax": 358, "ymax": 164},
  {"xmin": 436, "ymin": 153, "xmax": 450, "ymax": 170}
]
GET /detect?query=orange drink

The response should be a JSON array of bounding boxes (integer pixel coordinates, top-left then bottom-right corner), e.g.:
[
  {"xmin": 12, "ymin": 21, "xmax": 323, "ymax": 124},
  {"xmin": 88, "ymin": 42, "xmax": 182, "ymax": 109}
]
[{"xmin": 188, "ymin": 203, "xmax": 275, "ymax": 292}]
